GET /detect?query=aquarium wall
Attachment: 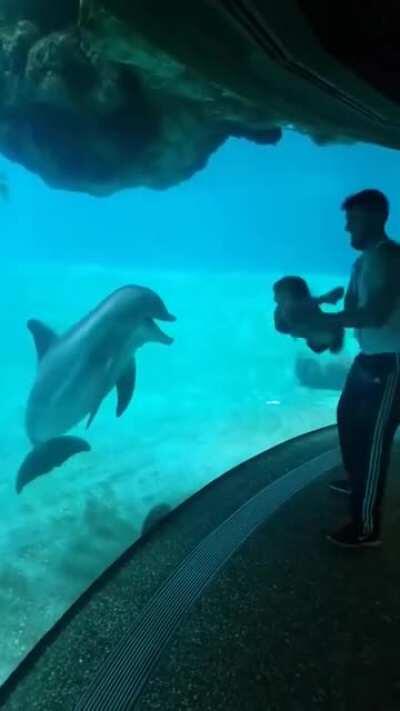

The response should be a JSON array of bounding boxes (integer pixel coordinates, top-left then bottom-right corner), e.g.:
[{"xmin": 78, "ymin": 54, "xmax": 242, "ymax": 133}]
[{"xmin": 1, "ymin": 130, "xmax": 400, "ymax": 684}]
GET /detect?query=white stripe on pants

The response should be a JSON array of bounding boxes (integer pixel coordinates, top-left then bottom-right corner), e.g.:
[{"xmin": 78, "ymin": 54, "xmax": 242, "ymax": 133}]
[{"xmin": 362, "ymin": 354, "xmax": 400, "ymax": 535}]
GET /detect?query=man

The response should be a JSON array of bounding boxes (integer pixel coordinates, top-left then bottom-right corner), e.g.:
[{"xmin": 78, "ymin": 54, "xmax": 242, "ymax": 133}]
[{"xmin": 302, "ymin": 189, "xmax": 400, "ymax": 548}]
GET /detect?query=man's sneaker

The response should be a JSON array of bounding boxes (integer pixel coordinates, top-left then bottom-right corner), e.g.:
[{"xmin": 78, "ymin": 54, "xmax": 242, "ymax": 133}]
[
  {"xmin": 329, "ymin": 479, "xmax": 351, "ymax": 495},
  {"xmin": 326, "ymin": 522, "xmax": 382, "ymax": 549}
]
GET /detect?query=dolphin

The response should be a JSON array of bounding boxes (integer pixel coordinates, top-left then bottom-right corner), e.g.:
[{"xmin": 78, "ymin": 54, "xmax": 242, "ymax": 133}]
[{"xmin": 16, "ymin": 285, "xmax": 175, "ymax": 493}]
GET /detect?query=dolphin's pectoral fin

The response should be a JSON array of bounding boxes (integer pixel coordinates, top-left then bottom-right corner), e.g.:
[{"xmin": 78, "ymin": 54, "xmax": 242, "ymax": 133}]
[
  {"xmin": 116, "ymin": 358, "xmax": 136, "ymax": 417},
  {"xmin": 86, "ymin": 358, "xmax": 136, "ymax": 427},
  {"xmin": 86, "ymin": 398, "xmax": 103, "ymax": 429},
  {"xmin": 16, "ymin": 436, "xmax": 91, "ymax": 494},
  {"xmin": 27, "ymin": 319, "xmax": 58, "ymax": 361}
]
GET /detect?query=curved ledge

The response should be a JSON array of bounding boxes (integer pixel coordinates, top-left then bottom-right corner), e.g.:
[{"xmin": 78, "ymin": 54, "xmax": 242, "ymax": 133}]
[{"xmin": 0, "ymin": 424, "xmax": 338, "ymax": 708}]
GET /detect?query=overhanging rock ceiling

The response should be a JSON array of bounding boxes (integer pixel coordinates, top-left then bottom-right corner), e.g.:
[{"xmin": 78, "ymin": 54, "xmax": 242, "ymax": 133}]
[{"xmin": 1, "ymin": 0, "xmax": 399, "ymax": 194}]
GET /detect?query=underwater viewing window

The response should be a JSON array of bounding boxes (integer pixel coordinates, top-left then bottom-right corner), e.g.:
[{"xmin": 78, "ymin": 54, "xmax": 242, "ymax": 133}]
[{"xmin": 1, "ymin": 129, "xmax": 399, "ymax": 685}]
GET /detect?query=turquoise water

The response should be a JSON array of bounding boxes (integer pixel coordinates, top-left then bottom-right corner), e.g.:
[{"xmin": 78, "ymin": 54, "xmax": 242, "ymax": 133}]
[{"xmin": 0, "ymin": 130, "xmax": 399, "ymax": 683}]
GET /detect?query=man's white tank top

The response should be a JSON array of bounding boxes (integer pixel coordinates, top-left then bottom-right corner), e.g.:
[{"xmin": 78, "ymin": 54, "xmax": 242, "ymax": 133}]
[{"xmin": 353, "ymin": 240, "xmax": 400, "ymax": 354}]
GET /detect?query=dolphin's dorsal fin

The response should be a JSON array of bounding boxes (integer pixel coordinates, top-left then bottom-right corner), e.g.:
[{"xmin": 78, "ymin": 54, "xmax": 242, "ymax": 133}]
[
  {"xmin": 116, "ymin": 358, "xmax": 136, "ymax": 417},
  {"xmin": 27, "ymin": 319, "xmax": 58, "ymax": 361}
]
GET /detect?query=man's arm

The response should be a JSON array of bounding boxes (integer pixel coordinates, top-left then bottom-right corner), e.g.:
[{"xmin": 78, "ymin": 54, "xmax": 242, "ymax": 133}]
[
  {"xmin": 306, "ymin": 247, "xmax": 400, "ymax": 330},
  {"xmin": 344, "ymin": 262, "xmax": 359, "ymax": 311}
]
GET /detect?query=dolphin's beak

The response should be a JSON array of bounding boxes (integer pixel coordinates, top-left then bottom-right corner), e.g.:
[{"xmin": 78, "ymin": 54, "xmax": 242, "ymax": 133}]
[
  {"xmin": 147, "ymin": 319, "xmax": 174, "ymax": 345},
  {"xmin": 158, "ymin": 329, "xmax": 174, "ymax": 345},
  {"xmin": 159, "ymin": 311, "xmax": 176, "ymax": 322}
]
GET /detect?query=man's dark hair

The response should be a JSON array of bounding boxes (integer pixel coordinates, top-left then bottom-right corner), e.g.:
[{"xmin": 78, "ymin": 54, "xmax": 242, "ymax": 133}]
[
  {"xmin": 341, "ymin": 189, "xmax": 389, "ymax": 219},
  {"xmin": 274, "ymin": 276, "xmax": 311, "ymax": 299}
]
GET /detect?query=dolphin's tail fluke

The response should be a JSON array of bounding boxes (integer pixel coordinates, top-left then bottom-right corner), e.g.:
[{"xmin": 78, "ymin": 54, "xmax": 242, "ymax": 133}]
[{"xmin": 16, "ymin": 436, "xmax": 91, "ymax": 494}]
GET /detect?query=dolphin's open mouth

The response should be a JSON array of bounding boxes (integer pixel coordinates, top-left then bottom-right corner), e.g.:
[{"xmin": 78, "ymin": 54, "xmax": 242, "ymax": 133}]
[{"xmin": 148, "ymin": 318, "xmax": 174, "ymax": 344}]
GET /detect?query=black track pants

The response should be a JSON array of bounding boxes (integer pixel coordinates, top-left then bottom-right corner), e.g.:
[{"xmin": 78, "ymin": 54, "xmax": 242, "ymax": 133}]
[{"xmin": 337, "ymin": 353, "xmax": 400, "ymax": 536}]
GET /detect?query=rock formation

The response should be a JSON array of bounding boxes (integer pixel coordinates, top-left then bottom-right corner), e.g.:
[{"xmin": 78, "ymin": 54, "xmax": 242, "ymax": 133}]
[{"xmin": 1, "ymin": 1, "xmax": 400, "ymax": 194}]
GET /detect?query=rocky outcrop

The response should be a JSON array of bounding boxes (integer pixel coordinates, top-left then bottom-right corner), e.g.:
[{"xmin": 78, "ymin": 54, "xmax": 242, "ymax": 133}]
[{"xmin": 1, "ymin": 1, "xmax": 400, "ymax": 195}]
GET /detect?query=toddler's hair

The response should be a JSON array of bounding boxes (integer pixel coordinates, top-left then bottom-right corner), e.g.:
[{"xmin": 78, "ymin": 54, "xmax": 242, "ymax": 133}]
[{"xmin": 273, "ymin": 276, "xmax": 311, "ymax": 300}]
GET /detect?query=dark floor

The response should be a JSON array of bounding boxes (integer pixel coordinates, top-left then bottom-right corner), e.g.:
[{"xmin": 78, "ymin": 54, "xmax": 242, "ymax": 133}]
[
  {"xmin": 1, "ymin": 426, "xmax": 400, "ymax": 711},
  {"xmin": 137, "ymin": 461, "xmax": 400, "ymax": 711}
]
